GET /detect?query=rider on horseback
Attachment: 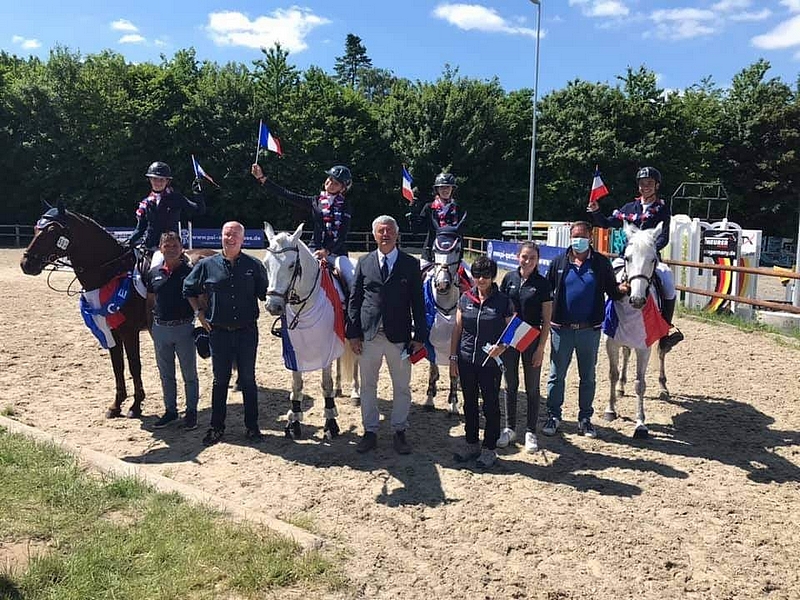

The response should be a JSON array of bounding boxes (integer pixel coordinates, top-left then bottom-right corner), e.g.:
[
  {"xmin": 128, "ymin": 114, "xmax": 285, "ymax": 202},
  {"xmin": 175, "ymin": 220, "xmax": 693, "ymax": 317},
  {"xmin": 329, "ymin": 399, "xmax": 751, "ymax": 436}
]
[
  {"xmin": 126, "ymin": 161, "xmax": 206, "ymax": 267},
  {"xmin": 251, "ymin": 163, "xmax": 354, "ymax": 290},
  {"xmin": 410, "ymin": 171, "xmax": 471, "ymax": 288},
  {"xmin": 587, "ymin": 166, "xmax": 683, "ymax": 352}
]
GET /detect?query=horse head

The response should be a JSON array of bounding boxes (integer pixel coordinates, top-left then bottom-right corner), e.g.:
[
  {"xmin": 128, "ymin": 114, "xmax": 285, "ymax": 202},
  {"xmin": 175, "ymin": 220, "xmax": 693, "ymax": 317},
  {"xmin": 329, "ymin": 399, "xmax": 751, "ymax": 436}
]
[
  {"xmin": 21, "ymin": 201, "xmax": 73, "ymax": 275},
  {"xmin": 263, "ymin": 222, "xmax": 313, "ymax": 316},
  {"xmin": 622, "ymin": 221, "xmax": 661, "ymax": 309},
  {"xmin": 431, "ymin": 213, "xmax": 467, "ymax": 293}
]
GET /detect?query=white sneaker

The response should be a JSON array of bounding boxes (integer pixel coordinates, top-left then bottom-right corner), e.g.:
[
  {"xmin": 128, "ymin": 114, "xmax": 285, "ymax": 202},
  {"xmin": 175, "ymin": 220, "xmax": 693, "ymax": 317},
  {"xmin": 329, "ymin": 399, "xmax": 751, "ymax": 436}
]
[
  {"xmin": 524, "ymin": 432, "xmax": 539, "ymax": 453},
  {"xmin": 476, "ymin": 448, "xmax": 497, "ymax": 468},
  {"xmin": 496, "ymin": 427, "xmax": 516, "ymax": 448}
]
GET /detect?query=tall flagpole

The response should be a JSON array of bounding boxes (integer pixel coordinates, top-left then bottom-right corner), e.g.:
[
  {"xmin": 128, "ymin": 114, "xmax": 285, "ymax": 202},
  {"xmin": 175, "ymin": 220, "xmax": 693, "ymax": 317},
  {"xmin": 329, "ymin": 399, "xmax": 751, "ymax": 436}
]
[
  {"xmin": 254, "ymin": 119, "xmax": 263, "ymax": 164},
  {"xmin": 527, "ymin": 0, "xmax": 542, "ymax": 241}
]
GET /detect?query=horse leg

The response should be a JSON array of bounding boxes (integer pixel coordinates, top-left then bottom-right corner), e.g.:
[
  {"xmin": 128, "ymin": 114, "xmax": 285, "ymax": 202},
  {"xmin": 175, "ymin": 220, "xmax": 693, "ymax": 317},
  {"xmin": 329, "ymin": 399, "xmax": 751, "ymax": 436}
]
[
  {"xmin": 350, "ymin": 359, "xmax": 361, "ymax": 407},
  {"xmin": 285, "ymin": 371, "xmax": 304, "ymax": 439},
  {"xmin": 106, "ymin": 331, "xmax": 126, "ymax": 418},
  {"xmin": 424, "ymin": 363, "xmax": 439, "ymax": 411},
  {"xmin": 334, "ymin": 357, "xmax": 343, "ymax": 397},
  {"xmin": 321, "ymin": 364, "xmax": 340, "ymax": 439},
  {"xmin": 123, "ymin": 329, "xmax": 144, "ymax": 419},
  {"xmin": 657, "ymin": 346, "xmax": 670, "ymax": 401},
  {"xmin": 618, "ymin": 345, "xmax": 631, "ymax": 397},
  {"xmin": 632, "ymin": 348, "xmax": 652, "ymax": 439},
  {"xmin": 603, "ymin": 338, "xmax": 620, "ymax": 422},
  {"xmin": 447, "ymin": 374, "xmax": 459, "ymax": 416}
]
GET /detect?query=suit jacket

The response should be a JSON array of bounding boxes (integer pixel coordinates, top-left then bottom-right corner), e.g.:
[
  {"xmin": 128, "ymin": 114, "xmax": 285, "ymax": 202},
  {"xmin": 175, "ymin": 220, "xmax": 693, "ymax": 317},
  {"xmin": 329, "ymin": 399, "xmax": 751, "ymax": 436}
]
[{"xmin": 347, "ymin": 248, "xmax": 428, "ymax": 344}]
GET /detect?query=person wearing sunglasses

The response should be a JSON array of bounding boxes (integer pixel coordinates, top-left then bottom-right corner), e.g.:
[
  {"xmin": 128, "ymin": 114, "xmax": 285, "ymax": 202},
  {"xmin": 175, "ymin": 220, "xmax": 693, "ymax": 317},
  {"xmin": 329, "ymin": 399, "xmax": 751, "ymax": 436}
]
[{"xmin": 450, "ymin": 256, "xmax": 514, "ymax": 469}]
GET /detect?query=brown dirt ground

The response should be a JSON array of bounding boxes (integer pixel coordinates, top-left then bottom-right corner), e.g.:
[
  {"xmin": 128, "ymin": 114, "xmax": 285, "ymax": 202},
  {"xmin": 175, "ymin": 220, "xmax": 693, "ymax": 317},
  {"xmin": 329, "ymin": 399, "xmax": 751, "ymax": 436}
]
[{"xmin": 1, "ymin": 248, "xmax": 799, "ymax": 599}]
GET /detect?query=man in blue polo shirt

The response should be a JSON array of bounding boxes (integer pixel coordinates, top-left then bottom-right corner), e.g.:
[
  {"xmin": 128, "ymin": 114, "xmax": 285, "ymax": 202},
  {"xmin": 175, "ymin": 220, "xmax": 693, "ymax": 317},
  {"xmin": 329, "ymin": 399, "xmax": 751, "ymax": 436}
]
[
  {"xmin": 543, "ymin": 221, "xmax": 628, "ymax": 439},
  {"xmin": 183, "ymin": 221, "xmax": 268, "ymax": 446},
  {"xmin": 144, "ymin": 232, "xmax": 199, "ymax": 431}
]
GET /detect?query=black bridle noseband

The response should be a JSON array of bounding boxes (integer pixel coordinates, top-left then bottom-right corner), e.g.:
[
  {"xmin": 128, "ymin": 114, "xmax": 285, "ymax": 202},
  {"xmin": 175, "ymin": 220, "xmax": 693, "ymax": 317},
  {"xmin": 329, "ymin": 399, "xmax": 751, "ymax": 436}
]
[{"xmin": 265, "ymin": 244, "xmax": 321, "ymax": 331}]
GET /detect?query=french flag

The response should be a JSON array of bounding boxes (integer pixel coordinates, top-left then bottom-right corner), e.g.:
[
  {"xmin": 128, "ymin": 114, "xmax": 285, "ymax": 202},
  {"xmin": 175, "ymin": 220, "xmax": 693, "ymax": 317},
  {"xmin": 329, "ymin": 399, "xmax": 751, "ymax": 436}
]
[
  {"xmin": 589, "ymin": 166, "xmax": 610, "ymax": 202},
  {"xmin": 603, "ymin": 295, "xmax": 670, "ymax": 349},
  {"xmin": 401, "ymin": 166, "xmax": 414, "ymax": 203},
  {"xmin": 258, "ymin": 120, "xmax": 283, "ymax": 156},
  {"xmin": 499, "ymin": 314, "xmax": 540, "ymax": 352},
  {"xmin": 79, "ymin": 273, "xmax": 131, "ymax": 349},
  {"xmin": 191, "ymin": 155, "xmax": 217, "ymax": 185}
]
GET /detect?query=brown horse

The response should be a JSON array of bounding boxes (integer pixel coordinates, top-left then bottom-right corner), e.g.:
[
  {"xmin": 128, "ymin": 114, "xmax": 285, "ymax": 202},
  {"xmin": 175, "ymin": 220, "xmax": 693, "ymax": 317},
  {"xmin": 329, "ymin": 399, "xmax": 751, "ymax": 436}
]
[{"xmin": 20, "ymin": 202, "xmax": 213, "ymax": 419}]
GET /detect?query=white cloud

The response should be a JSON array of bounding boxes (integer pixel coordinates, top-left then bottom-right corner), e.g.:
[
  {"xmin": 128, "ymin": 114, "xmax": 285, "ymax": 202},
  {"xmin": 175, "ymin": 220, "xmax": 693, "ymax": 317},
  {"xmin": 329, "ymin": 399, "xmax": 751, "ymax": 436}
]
[
  {"xmin": 154, "ymin": 39, "xmax": 168, "ymax": 47},
  {"xmin": 650, "ymin": 8, "xmax": 716, "ymax": 40},
  {"xmin": 569, "ymin": 0, "xmax": 629, "ymax": 18},
  {"xmin": 111, "ymin": 19, "xmax": 138, "ymax": 32},
  {"xmin": 712, "ymin": 0, "xmax": 751, "ymax": 11},
  {"xmin": 205, "ymin": 8, "xmax": 330, "ymax": 53},
  {"xmin": 11, "ymin": 35, "xmax": 41, "ymax": 49},
  {"xmin": 729, "ymin": 9, "xmax": 772, "ymax": 21},
  {"xmin": 432, "ymin": 4, "xmax": 539, "ymax": 37},
  {"xmin": 752, "ymin": 14, "xmax": 800, "ymax": 48},
  {"xmin": 119, "ymin": 34, "xmax": 146, "ymax": 44},
  {"xmin": 781, "ymin": 0, "xmax": 800, "ymax": 13}
]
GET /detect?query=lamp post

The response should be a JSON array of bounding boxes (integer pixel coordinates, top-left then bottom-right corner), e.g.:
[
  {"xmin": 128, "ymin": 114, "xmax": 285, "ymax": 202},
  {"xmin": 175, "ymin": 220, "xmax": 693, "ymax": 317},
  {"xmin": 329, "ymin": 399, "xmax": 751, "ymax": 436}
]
[{"xmin": 527, "ymin": 0, "xmax": 542, "ymax": 241}]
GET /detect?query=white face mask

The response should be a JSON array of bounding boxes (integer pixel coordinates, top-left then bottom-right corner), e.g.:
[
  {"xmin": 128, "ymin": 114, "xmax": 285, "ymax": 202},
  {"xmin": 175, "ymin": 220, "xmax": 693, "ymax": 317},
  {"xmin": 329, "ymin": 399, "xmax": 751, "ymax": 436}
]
[{"xmin": 570, "ymin": 237, "xmax": 590, "ymax": 253}]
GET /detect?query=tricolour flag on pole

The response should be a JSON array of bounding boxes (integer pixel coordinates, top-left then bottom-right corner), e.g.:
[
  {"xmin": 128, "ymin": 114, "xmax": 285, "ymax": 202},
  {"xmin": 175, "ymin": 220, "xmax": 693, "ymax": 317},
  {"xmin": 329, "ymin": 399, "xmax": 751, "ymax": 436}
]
[
  {"xmin": 191, "ymin": 155, "xmax": 217, "ymax": 186},
  {"xmin": 499, "ymin": 314, "xmax": 541, "ymax": 353},
  {"xmin": 257, "ymin": 120, "xmax": 282, "ymax": 157},
  {"xmin": 589, "ymin": 166, "xmax": 610, "ymax": 202},
  {"xmin": 602, "ymin": 294, "xmax": 669, "ymax": 349},
  {"xmin": 401, "ymin": 166, "xmax": 414, "ymax": 203}
]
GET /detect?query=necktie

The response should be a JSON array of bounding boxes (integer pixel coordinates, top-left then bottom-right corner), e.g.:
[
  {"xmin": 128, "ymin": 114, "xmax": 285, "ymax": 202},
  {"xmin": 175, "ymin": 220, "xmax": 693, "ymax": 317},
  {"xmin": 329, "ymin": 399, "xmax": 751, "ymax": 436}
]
[{"xmin": 381, "ymin": 257, "xmax": 389, "ymax": 281}]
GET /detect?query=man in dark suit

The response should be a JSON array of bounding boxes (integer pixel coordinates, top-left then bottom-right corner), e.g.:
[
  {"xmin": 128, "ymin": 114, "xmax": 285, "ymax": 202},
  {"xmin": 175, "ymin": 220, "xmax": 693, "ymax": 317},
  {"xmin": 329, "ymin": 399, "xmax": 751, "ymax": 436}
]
[{"xmin": 347, "ymin": 215, "xmax": 428, "ymax": 454}]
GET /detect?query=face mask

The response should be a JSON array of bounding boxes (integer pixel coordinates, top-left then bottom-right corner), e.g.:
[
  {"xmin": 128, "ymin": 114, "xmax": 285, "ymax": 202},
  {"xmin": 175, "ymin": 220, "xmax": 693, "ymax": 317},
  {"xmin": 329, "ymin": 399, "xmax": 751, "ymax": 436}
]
[{"xmin": 570, "ymin": 237, "xmax": 590, "ymax": 253}]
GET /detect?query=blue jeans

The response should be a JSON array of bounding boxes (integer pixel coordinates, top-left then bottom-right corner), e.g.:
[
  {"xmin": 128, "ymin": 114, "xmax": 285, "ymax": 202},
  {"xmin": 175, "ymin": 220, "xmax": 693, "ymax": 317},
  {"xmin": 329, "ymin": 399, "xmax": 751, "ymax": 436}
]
[
  {"xmin": 209, "ymin": 324, "xmax": 259, "ymax": 432},
  {"xmin": 151, "ymin": 322, "xmax": 199, "ymax": 414},
  {"xmin": 546, "ymin": 327, "xmax": 601, "ymax": 421}
]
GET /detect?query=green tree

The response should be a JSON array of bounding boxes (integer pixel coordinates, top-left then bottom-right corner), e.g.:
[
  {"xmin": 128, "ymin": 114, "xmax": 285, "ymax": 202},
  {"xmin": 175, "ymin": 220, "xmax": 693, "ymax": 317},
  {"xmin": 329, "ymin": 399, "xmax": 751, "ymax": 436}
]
[{"xmin": 334, "ymin": 34, "xmax": 373, "ymax": 89}]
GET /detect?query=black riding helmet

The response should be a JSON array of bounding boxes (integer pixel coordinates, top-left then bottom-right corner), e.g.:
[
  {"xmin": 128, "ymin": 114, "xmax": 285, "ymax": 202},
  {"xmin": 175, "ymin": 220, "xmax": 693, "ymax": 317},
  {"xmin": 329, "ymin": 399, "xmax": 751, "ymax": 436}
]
[
  {"xmin": 636, "ymin": 166, "xmax": 661, "ymax": 185},
  {"xmin": 146, "ymin": 161, "xmax": 173, "ymax": 179},
  {"xmin": 434, "ymin": 172, "xmax": 457, "ymax": 188},
  {"xmin": 193, "ymin": 326, "xmax": 210, "ymax": 359},
  {"xmin": 325, "ymin": 165, "xmax": 352, "ymax": 191}
]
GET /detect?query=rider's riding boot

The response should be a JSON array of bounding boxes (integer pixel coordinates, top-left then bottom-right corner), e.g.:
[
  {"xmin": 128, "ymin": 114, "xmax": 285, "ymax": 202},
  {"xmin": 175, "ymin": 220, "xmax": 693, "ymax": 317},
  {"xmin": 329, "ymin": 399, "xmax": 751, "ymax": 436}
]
[{"xmin": 659, "ymin": 298, "xmax": 684, "ymax": 352}]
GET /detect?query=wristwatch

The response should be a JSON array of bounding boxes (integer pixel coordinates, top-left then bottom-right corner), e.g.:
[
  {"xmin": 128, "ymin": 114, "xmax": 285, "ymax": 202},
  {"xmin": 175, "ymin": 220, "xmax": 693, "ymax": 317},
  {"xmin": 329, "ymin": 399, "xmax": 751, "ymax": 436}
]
[{"xmin": 449, "ymin": 354, "xmax": 458, "ymax": 361}]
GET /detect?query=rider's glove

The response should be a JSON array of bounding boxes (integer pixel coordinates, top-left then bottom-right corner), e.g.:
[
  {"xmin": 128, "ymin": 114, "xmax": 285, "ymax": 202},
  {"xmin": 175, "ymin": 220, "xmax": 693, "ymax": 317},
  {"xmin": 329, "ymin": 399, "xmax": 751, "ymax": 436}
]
[{"xmin": 192, "ymin": 177, "xmax": 203, "ymax": 195}]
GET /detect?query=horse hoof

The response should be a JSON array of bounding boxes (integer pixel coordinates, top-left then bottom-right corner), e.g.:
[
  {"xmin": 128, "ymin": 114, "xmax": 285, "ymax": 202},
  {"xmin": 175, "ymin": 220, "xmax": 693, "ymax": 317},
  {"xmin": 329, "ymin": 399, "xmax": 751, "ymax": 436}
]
[
  {"xmin": 616, "ymin": 388, "xmax": 625, "ymax": 397},
  {"xmin": 633, "ymin": 426, "xmax": 649, "ymax": 439},
  {"xmin": 126, "ymin": 408, "xmax": 142, "ymax": 419},
  {"xmin": 285, "ymin": 420, "xmax": 302, "ymax": 440},
  {"xmin": 603, "ymin": 411, "xmax": 617, "ymax": 422},
  {"xmin": 105, "ymin": 408, "xmax": 122, "ymax": 419},
  {"xmin": 659, "ymin": 390, "xmax": 670, "ymax": 401},
  {"xmin": 324, "ymin": 419, "xmax": 340, "ymax": 439},
  {"xmin": 350, "ymin": 396, "xmax": 361, "ymax": 407},
  {"xmin": 334, "ymin": 388, "xmax": 343, "ymax": 398}
]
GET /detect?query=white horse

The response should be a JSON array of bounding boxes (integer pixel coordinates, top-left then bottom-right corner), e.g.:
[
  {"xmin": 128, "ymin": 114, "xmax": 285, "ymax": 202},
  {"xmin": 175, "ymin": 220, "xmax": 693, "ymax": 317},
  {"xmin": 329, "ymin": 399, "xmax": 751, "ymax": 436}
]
[
  {"xmin": 421, "ymin": 215, "xmax": 468, "ymax": 415},
  {"xmin": 602, "ymin": 221, "xmax": 671, "ymax": 439},
  {"xmin": 263, "ymin": 223, "xmax": 358, "ymax": 440}
]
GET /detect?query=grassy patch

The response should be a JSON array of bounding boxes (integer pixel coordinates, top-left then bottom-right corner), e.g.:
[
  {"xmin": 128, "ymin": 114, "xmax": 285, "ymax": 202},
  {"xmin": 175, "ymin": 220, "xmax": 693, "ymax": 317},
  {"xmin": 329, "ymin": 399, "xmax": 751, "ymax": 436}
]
[
  {"xmin": 679, "ymin": 305, "xmax": 800, "ymax": 344},
  {"xmin": 1, "ymin": 405, "xmax": 15, "ymax": 417},
  {"xmin": 0, "ymin": 431, "xmax": 344, "ymax": 599}
]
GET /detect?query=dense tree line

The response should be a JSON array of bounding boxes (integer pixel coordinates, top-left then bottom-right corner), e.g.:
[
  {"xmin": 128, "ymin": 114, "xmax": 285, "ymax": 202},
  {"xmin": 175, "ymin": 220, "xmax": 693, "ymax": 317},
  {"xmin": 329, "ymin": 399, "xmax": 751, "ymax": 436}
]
[{"xmin": 1, "ymin": 41, "xmax": 798, "ymax": 237}]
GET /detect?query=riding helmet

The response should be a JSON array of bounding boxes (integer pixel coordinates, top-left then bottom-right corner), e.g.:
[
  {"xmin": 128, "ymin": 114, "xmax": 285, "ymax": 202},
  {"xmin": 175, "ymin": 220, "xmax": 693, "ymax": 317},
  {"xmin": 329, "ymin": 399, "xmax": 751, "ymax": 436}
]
[
  {"xmin": 145, "ymin": 161, "xmax": 173, "ymax": 179},
  {"xmin": 193, "ymin": 326, "xmax": 211, "ymax": 359},
  {"xmin": 434, "ymin": 172, "xmax": 457, "ymax": 188},
  {"xmin": 636, "ymin": 166, "xmax": 661, "ymax": 185},
  {"xmin": 325, "ymin": 165, "xmax": 352, "ymax": 190}
]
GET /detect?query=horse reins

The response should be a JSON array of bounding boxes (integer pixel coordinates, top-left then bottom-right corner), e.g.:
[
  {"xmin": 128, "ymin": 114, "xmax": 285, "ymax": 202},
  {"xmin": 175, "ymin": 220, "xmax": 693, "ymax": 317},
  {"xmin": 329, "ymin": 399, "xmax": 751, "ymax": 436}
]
[{"xmin": 265, "ymin": 245, "xmax": 322, "ymax": 331}]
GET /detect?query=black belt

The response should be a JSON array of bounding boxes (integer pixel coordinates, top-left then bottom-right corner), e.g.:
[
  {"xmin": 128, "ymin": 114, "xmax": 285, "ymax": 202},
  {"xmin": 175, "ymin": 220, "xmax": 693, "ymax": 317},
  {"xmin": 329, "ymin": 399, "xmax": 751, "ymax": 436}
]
[
  {"xmin": 213, "ymin": 322, "xmax": 255, "ymax": 332},
  {"xmin": 154, "ymin": 317, "xmax": 194, "ymax": 327},
  {"xmin": 558, "ymin": 322, "xmax": 596, "ymax": 330}
]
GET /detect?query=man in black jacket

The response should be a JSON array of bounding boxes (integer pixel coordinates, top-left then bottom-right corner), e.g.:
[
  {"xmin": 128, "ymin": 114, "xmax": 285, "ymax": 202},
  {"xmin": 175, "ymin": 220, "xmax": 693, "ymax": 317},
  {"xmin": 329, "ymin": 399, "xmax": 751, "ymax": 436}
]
[
  {"xmin": 542, "ymin": 221, "xmax": 628, "ymax": 439},
  {"xmin": 347, "ymin": 215, "xmax": 428, "ymax": 454}
]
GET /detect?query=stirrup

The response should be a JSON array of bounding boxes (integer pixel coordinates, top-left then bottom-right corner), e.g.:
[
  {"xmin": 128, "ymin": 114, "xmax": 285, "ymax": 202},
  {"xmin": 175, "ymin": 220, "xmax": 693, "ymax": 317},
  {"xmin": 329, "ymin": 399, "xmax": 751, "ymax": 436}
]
[{"xmin": 659, "ymin": 328, "xmax": 684, "ymax": 352}]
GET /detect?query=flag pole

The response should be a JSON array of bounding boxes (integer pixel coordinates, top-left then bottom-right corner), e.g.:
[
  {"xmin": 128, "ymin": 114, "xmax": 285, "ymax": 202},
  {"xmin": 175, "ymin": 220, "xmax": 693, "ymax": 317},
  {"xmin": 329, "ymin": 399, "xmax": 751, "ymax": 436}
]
[
  {"xmin": 480, "ymin": 314, "xmax": 517, "ymax": 366},
  {"xmin": 254, "ymin": 119, "xmax": 263, "ymax": 164}
]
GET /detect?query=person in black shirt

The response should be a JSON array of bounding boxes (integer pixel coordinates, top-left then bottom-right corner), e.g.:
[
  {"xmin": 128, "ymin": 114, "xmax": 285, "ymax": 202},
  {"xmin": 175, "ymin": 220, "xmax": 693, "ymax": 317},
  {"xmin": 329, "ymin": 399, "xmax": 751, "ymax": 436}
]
[
  {"xmin": 128, "ymin": 161, "xmax": 205, "ymax": 265},
  {"xmin": 450, "ymin": 256, "xmax": 514, "ymax": 469},
  {"xmin": 144, "ymin": 232, "xmax": 199, "ymax": 430},
  {"xmin": 498, "ymin": 242, "xmax": 553, "ymax": 453},
  {"xmin": 251, "ymin": 163, "xmax": 354, "ymax": 289},
  {"xmin": 183, "ymin": 221, "xmax": 268, "ymax": 446}
]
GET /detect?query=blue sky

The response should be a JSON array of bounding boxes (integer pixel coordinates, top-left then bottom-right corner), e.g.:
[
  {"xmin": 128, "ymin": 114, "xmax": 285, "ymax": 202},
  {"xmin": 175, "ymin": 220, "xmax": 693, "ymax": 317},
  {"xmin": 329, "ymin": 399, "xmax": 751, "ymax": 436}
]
[{"xmin": 3, "ymin": 0, "xmax": 800, "ymax": 94}]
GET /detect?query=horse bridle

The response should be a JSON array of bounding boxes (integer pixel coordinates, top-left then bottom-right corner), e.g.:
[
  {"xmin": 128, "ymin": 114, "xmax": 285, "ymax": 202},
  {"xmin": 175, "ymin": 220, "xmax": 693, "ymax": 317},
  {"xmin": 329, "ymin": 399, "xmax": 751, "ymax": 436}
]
[
  {"xmin": 620, "ymin": 247, "xmax": 658, "ymax": 295},
  {"xmin": 265, "ymin": 244, "xmax": 321, "ymax": 330}
]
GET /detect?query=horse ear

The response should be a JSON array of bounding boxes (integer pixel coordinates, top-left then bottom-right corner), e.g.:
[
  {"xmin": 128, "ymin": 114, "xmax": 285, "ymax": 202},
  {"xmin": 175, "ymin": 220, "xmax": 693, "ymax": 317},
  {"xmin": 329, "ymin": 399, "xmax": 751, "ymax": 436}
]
[
  {"xmin": 264, "ymin": 222, "xmax": 276, "ymax": 242},
  {"xmin": 623, "ymin": 221, "xmax": 639, "ymax": 238},
  {"xmin": 56, "ymin": 199, "xmax": 66, "ymax": 216},
  {"xmin": 456, "ymin": 212, "xmax": 467, "ymax": 231},
  {"xmin": 651, "ymin": 221, "xmax": 664, "ymax": 240},
  {"xmin": 290, "ymin": 222, "xmax": 304, "ymax": 244},
  {"xmin": 41, "ymin": 199, "xmax": 53, "ymax": 211}
]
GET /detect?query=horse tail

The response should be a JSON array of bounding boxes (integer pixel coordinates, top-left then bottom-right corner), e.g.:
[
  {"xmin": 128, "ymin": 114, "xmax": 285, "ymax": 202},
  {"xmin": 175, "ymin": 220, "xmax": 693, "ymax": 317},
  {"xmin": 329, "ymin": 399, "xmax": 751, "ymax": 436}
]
[{"xmin": 339, "ymin": 338, "xmax": 357, "ymax": 378}]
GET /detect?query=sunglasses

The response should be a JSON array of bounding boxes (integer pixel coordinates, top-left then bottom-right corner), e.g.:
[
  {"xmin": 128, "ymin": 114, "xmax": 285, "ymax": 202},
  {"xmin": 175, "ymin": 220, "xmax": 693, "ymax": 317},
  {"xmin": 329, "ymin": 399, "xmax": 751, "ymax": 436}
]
[{"xmin": 473, "ymin": 271, "xmax": 494, "ymax": 279}]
